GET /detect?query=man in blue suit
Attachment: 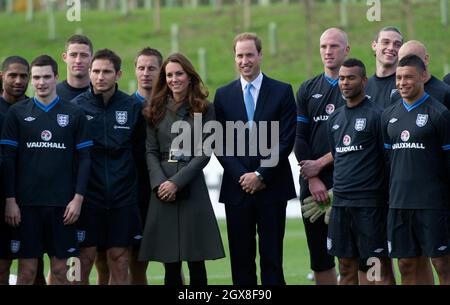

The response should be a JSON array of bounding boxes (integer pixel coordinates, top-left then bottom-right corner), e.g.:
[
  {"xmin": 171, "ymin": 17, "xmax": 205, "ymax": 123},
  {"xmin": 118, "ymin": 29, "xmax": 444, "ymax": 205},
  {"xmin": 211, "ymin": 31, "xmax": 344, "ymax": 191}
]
[{"xmin": 213, "ymin": 33, "xmax": 297, "ymax": 285}]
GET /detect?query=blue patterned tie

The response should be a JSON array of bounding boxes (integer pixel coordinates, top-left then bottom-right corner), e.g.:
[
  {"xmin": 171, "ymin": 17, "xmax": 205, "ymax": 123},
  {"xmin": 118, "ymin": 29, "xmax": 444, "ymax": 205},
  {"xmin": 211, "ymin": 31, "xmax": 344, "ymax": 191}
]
[{"xmin": 244, "ymin": 83, "xmax": 255, "ymax": 124}]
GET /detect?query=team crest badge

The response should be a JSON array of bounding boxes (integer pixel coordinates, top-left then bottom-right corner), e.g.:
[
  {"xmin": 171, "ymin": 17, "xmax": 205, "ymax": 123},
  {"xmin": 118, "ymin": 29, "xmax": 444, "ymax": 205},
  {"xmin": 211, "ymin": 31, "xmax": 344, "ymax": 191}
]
[
  {"xmin": 401, "ymin": 130, "xmax": 410, "ymax": 142},
  {"xmin": 77, "ymin": 230, "xmax": 86, "ymax": 243},
  {"xmin": 115, "ymin": 111, "xmax": 128, "ymax": 125},
  {"xmin": 343, "ymin": 135, "xmax": 351, "ymax": 146},
  {"xmin": 354, "ymin": 118, "xmax": 366, "ymax": 131},
  {"xmin": 57, "ymin": 114, "xmax": 69, "ymax": 127},
  {"xmin": 416, "ymin": 114, "xmax": 428, "ymax": 127},
  {"xmin": 41, "ymin": 130, "xmax": 52, "ymax": 141},
  {"xmin": 325, "ymin": 104, "xmax": 335, "ymax": 115},
  {"xmin": 10, "ymin": 240, "xmax": 20, "ymax": 253}
]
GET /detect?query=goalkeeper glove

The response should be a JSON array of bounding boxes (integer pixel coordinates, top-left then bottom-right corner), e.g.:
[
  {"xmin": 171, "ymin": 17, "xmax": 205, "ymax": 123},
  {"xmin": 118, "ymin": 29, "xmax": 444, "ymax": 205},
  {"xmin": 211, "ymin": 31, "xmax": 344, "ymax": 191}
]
[
  {"xmin": 324, "ymin": 189, "xmax": 333, "ymax": 224},
  {"xmin": 301, "ymin": 189, "xmax": 333, "ymax": 223}
]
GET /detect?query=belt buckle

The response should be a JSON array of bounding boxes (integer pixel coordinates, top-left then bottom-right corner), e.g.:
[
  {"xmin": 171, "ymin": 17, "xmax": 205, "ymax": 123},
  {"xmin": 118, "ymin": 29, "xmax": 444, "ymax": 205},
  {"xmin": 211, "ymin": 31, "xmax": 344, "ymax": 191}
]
[{"xmin": 168, "ymin": 149, "xmax": 179, "ymax": 163}]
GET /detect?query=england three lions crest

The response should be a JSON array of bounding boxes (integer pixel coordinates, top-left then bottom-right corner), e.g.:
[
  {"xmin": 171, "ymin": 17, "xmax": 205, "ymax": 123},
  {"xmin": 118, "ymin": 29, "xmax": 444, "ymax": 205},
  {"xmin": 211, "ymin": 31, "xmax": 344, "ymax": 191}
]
[
  {"xmin": 416, "ymin": 114, "xmax": 428, "ymax": 127},
  {"xmin": 11, "ymin": 240, "xmax": 20, "ymax": 253},
  {"xmin": 115, "ymin": 111, "xmax": 128, "ymax": 125},
  {"xmin": 355, "ymin": 118, "xmax": 366, "ymax": 131},
  {"xmin": 57, "ymin": 114, "xmax": 69, "ymax": 127}
]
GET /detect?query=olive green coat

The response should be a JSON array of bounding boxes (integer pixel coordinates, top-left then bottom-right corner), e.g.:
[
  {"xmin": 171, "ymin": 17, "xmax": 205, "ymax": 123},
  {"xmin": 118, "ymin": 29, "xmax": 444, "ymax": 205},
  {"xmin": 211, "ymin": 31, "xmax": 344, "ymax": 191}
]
[{"xmin": 139, "ymin": 100, "xmax": 225, "ymax": 263}]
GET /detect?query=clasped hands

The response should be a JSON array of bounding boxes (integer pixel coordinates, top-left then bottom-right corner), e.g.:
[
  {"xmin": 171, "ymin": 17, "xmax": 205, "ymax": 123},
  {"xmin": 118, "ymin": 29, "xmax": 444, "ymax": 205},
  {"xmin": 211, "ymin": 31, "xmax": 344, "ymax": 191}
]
[
  {"xmin": 239, "ymin": 172, "xmax": 266, "ymax": 195},
  {"xmin": 157, "ymin": 181, "xmax": 178, "ymax": 202}
]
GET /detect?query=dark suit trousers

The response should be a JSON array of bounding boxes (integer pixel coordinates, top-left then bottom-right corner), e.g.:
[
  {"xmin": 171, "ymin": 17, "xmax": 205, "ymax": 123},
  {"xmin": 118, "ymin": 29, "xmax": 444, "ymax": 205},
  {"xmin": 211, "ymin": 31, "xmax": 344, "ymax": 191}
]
[{"xmin": 225, "ymin": 200, "xmax": 287, "ymax": 285}]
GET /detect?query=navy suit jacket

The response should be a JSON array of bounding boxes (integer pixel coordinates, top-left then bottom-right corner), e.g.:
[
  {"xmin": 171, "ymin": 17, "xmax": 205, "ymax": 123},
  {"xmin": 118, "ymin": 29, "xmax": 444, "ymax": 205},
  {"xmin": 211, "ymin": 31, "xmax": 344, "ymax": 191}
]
[{"xmin": 213, "ymin": 74, "xmax": 297, "ymax": 206}]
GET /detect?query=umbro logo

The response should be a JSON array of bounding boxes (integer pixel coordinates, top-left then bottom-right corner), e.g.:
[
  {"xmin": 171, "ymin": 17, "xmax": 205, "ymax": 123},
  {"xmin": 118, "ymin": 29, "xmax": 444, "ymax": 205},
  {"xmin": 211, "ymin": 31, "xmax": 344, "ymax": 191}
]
[
  {"xmin": 332, "ymin": 124, "xmax": 340, "ymax": 130},
  {"xmin": 437, "ymin": 246, "xmax": 447, "ymax": 251},
  {"xmin": 373, "ymin": 248, "xmax": 384, "ymax": 253},
  {"xmin": 24, "ymin": 116, "xmax": 36, "ymax": 122},
  {"xmin": 312, "ymin": 94, "xmax": 323, "ymax": 99},
  {"xmin": 389, "ymin": 118, "xmax": 398, "ymax": 123},
  {"xmin": 67, "ymin": 248, "xmax": 76, "ymax": 253},
  {"xmin": 390, "ymin": 89, "xmax": 398, "ymax": 98},
  {"xmin": 86, "ymin": 115, "xmax": 94, "ymax": 121},
  {"xmin": 134, "ymin": 235, "xmax": 143, "ymax": 240}
]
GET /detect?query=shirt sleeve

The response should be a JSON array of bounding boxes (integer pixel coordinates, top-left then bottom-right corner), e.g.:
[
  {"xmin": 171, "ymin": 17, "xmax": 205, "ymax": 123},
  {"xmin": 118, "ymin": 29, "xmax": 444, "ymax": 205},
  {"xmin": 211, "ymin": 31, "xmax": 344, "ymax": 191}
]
[
  {"xmin": 294, "ymin": 82, "xmax": 312, "ymax": 162},
  {"xmin": 0, "ymin": 108, "xmax": 19, "ymax": 198},
  {"xmin": 0, "ymin": 107, "xmax": 20, "ymax": 149},
  {"xmin": 73, "ymin": 108, "xmax": 93, "ymax": 196},
  {"xmin": 74, "ymin": 108, "xmax": 93, "ymax": 151},
  {"xmin": 75, "ymin": 148, "xmax": 91, "ymax": 196},
  {"xmin": 380, "ymin": 109, "xmax": 392, "ymax": 174},
  {"xmin": 327, "ymin": 115, "xmax": 336, "ymax": 159},
  {"xmin": 438, "ymin": 109, "xmax": 450, "ymax": 181}
]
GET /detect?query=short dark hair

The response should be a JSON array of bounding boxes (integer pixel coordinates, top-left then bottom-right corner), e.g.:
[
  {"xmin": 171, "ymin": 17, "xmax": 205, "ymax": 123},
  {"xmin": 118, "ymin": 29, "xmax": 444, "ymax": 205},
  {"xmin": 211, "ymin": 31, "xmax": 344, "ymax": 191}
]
[
  {"xmin": 65, "ymin": 34, "xmax": 93, "ymax": 54},
  {"xmin": 341, "ymin": 58, "xmax": 366, "ymax": 77},
  {"xmin": 233, "ymin": 32, "xmax": 262, "ymax": 53},
  {"xmin": 31, "ymin": 55, "xmax": 58, "ymax": 76},
  {"xmin": 375, "ymin": 26, "xmax": 403, "ymax": 43},
  {"xmin": 2, "ymin": 56, "xmax": 30, "ymax": 72},
  {"xmin": 135, "ymin": 47, "xmax": 163, "ymax": 67},
  {"xmin": 398, "ymin": 54, "xmax": 426, "ymax": 73},
  {"xmin": 91, "ymin": 49, "xmax": 121, "ymax": 72}
]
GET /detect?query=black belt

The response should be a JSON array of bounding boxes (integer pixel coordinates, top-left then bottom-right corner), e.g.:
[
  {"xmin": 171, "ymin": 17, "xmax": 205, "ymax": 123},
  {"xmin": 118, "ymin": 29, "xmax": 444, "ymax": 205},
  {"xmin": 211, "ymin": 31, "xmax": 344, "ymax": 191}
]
[{"xmin": 160, "ymin": 152, "xmax": 192, "ymax": 162}]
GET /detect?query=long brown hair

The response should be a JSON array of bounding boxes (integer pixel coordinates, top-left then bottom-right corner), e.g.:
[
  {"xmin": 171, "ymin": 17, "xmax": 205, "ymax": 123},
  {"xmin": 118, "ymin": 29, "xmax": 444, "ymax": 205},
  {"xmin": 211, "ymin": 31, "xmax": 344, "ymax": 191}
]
[{"xmin": 143, "ymin": 53, "xmax": 209, "ymax": 126}]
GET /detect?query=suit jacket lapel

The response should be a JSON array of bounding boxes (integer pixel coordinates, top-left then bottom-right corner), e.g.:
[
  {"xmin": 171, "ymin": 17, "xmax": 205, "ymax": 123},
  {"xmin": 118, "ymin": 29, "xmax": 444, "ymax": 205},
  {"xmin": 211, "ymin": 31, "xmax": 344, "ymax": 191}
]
[
  {"xmin": 231, "ymin": 80, "xmax": 248, "ymax": 121},
  {"xmin": 253, "ymin": 74, "xmax": 270, "ymax": 122}
]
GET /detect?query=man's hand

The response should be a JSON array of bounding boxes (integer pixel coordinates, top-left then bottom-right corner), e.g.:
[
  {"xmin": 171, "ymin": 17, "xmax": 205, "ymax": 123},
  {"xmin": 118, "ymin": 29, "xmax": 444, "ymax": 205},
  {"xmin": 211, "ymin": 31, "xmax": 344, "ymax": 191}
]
[
  {"xmin": 64, "ymin": 194, "xmax": 83, "ymax": 225},
  {"xmin": 239, "ymin": 172, "xmax": 266, "ymax": 194},
  {"xmin": 5, "ymin": 198, "xmax": 21, "ymax": 227},
  {"xmin": 308, "ymin": 177, "xmax": 329, "ymax": 203},
  {"xmin": 299, "ymin": 153, "xmax": 333, "ymax": 180},
  {"xmin": 158, "ymin": 181, "xmax": 178, "ymax": 202},
  {"xmin": 299, "ymin": 159, "xmax": 322, "ymax": 180}
]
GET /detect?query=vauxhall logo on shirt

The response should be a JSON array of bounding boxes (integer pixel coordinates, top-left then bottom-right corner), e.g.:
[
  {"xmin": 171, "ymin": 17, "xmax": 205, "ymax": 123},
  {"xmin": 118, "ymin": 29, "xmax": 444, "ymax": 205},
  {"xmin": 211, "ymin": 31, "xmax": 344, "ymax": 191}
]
[
  {"xmin": 392, "ymin": 129, "xmax": 426, "ymax": 150},
  {"xmin": 26, "ymin": 129, "xmax": 66, "ymax": 149},
  {"xmin": 313, "ymin": 104, "xmax": 335, "ymax": 122},
  {"xmin": 335, "ymin": 134, "xmax": 363, "ymax": 153}
]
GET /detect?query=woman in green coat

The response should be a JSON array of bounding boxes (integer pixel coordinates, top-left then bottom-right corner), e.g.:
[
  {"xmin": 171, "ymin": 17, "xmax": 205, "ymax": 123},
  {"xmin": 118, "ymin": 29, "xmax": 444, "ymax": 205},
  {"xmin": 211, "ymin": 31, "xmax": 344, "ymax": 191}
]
[{"xmin": 139, "ymin": 53, "xmax": 224, "ymax": 285}]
